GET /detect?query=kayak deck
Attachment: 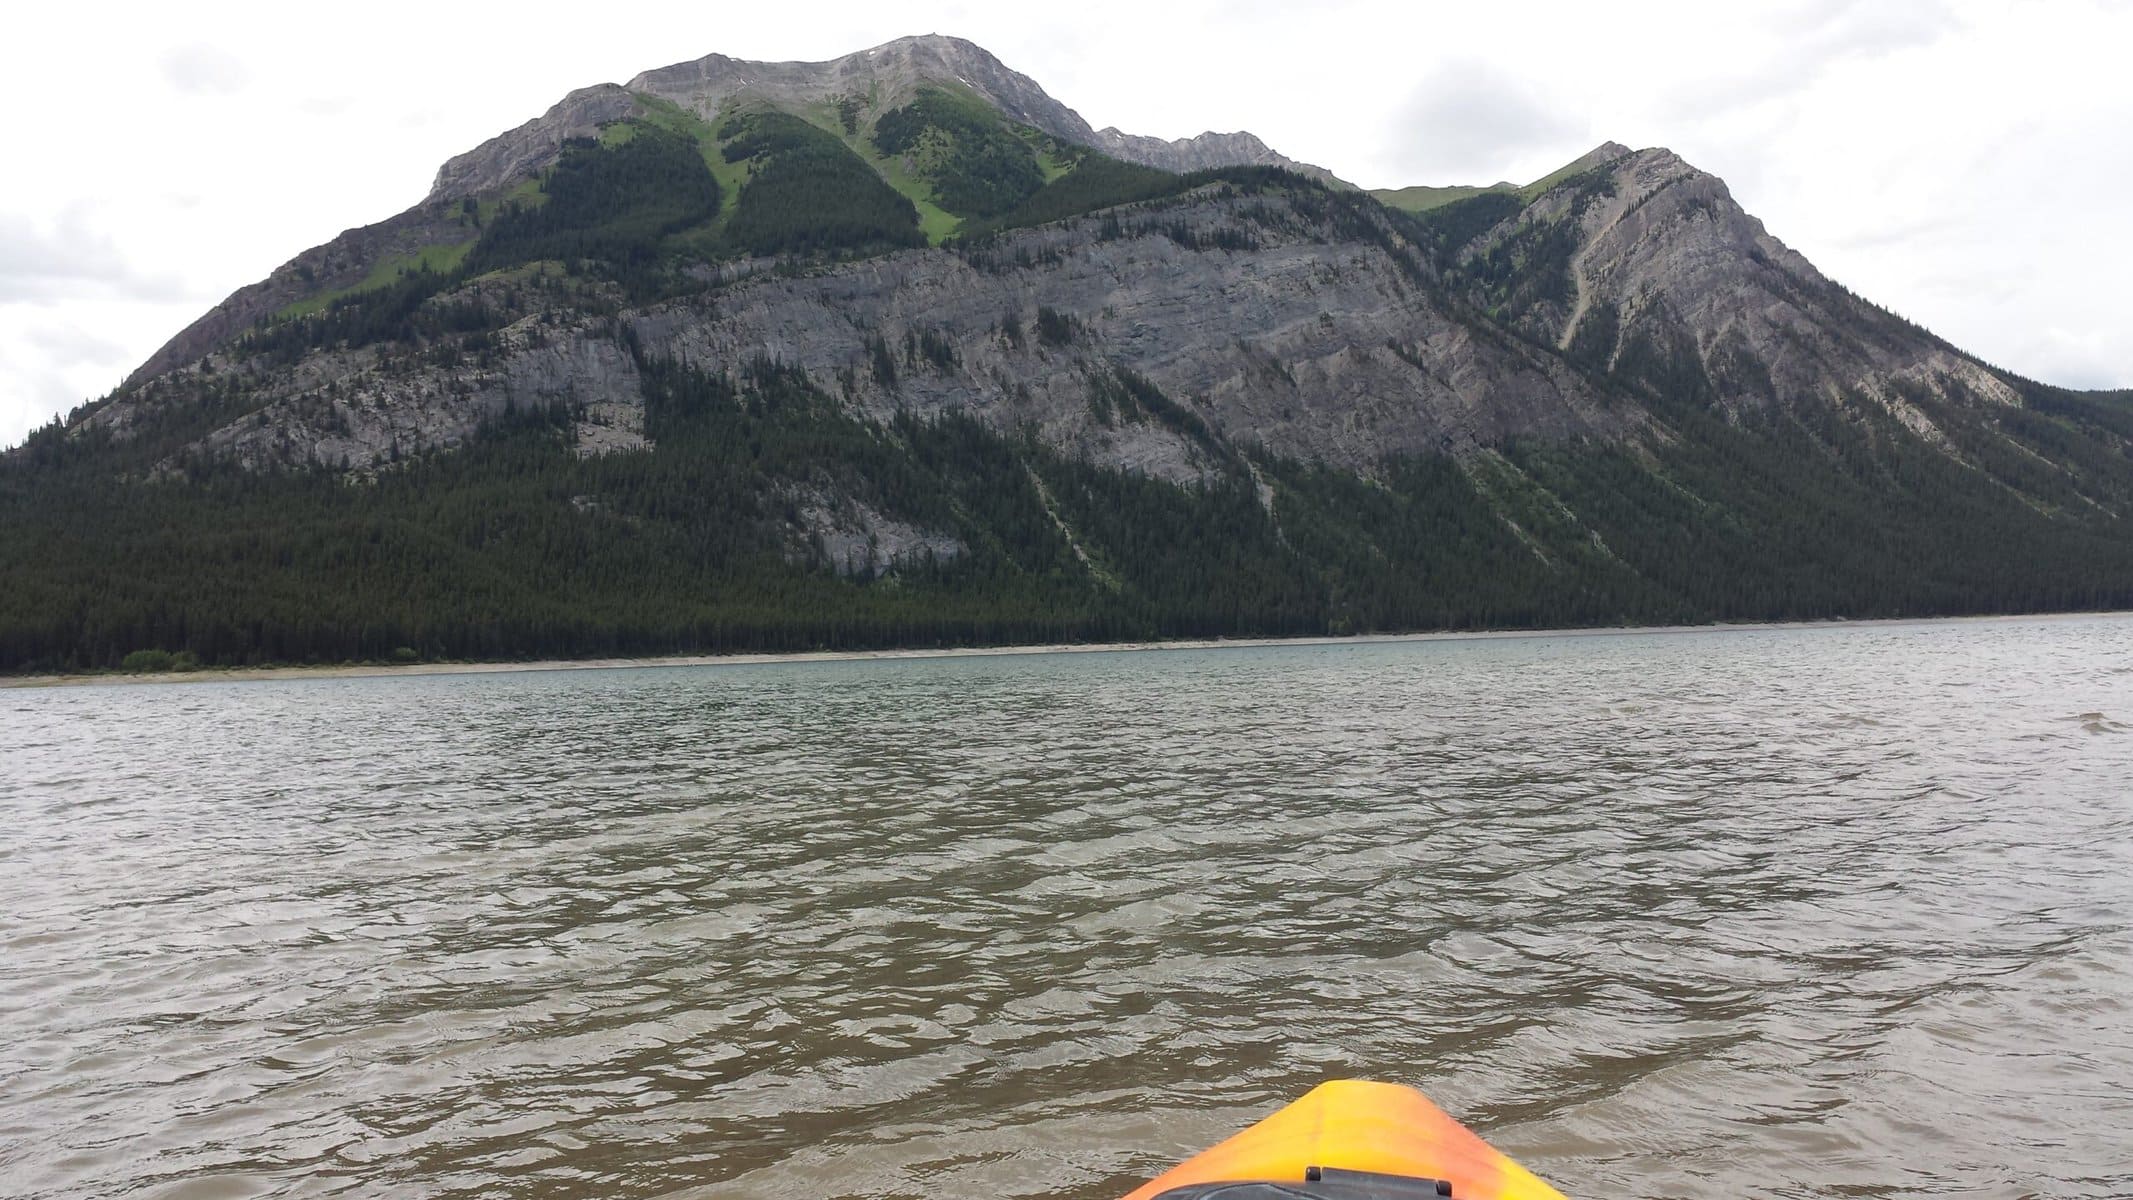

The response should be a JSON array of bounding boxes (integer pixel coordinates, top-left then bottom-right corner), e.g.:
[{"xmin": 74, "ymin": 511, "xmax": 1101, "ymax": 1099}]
[{"xmin": 1120, "ymin": 1080, "xmax": 1565, "ymax": 1200}]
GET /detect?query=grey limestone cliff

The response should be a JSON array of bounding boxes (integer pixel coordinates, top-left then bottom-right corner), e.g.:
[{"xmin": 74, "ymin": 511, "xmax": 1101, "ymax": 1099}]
[
  {"xmin": 88, "ymin": 185, "xmax": 1627, "ymax": 479},
  {"xmin": 1457, "ymin": 144, "xmax": 2016, "ymax": 427}
]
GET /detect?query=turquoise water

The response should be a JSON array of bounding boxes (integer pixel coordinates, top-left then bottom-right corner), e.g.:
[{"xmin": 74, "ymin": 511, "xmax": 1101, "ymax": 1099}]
[{"xmin": 3, "ymin": 617, "xmax": 2131, "ymax": 1198}]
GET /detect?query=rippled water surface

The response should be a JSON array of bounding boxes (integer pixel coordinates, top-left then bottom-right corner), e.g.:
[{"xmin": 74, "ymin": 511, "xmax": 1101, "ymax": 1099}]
[{"xmin": 5, "ymin": 618, "xmax": 2133, "ymax": 1199}]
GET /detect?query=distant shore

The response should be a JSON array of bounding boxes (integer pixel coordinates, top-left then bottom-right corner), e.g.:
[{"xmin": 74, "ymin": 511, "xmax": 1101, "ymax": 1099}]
[{"xmin": 5, "ymin": 610, "xmax": 2124, "ymax": 690}]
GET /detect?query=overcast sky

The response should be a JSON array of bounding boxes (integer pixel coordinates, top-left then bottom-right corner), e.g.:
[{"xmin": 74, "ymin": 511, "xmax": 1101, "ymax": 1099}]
[{"xmin": 4, "ymin": 0, "xmax": 2129, "ymax": 447}]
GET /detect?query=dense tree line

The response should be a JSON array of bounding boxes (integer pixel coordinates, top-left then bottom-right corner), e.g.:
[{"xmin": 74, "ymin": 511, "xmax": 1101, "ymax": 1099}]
[{"xmin": 243, "ymin": 264, "xmax": 491, "ymax": 364}]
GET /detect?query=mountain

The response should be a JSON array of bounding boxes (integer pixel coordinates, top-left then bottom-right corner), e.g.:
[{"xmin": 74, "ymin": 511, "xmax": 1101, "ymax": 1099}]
[
  {"xmin": 6, "ymin": 36, "xmax": 2133, "ymax": 673},
  {"xmin": 120, "ymin": 35, "xmax": 1340, "ymax": 387}
]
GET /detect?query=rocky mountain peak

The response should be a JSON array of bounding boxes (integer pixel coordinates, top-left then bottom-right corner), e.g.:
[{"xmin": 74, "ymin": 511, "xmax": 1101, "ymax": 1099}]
[
  {"xmin": 1470, "ymin": 140, "xmax": 2007, "ymax": 421},
  {"xmin": 625, "ymin": 33, "xmax": 1098, "ymax": 143},
  {"xmin": 427, "ymin": 36, "xmax": 1334, "ymax": 202},
  {"xmin": 1568, "ymin": 140, "xmax": 1635, "ymax": 171}
]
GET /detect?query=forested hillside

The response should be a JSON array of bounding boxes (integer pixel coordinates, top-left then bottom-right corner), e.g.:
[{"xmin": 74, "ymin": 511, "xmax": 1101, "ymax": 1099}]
[{"xmin": 9, "ymin": 346, "xmax": 2133, "ymax": 672}]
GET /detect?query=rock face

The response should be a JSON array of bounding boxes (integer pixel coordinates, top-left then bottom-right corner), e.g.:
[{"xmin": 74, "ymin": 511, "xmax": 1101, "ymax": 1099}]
[
  {"xmin": 87, "ymin": 187, "xmax": 1624, "ymax": 479},
  {"xmin": 1448, "ymin": 144, "xmax": 2018, "ymax": 422},
  {"xmin": 791, "ymin": 488, "xmax": 965, "ymax": 576},
  {"xmin": 87, "ymin": 119, "xmax": 2051, "ymax": 491},
  {"xmin": 631, "ymin": 191, "xmax": 1620, "ymax": 479},
  {"xmin": 1092, "ymin": 128, "xmax": 1346, "ymax": 186},
  {"xmin": 637, "ymin": 35, "xmax": 1092, "ymax": 137},
  {"xmin": 427, "ymin": 85, "xmax": 640, "ymax": 201},
  {"xmin": 113, "ymin": 312, "xmax": 643, "ymax": 474}
]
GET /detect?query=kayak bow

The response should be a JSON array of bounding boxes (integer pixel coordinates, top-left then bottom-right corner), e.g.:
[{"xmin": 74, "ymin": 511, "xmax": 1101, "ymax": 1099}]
[{"xmin": 1120, "ymin": 1080, "xmax": 1566, "ymax": 1200}]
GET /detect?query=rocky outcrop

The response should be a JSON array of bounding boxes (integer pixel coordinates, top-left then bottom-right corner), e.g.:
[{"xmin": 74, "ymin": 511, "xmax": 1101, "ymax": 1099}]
[
  {"xmin": 428, "ymin": 85, "xmax": 640, "ymax": 200},
  {"xmin": 790, "ymin": 487, "xmax": 964, "ymax": 576},
  {"xmin": 98, "ymin": 308, "xmax": 642, "ymax": 474},
  {"xmin": 1093, "ymin": 128, "xmax": 1345, "ymax": 187},
  {"xmin": 1551, "ymin": 141, "xmax": 1634, "ymax": 180},
  {"xmin": 630, "ymin": 35, "xmax": 1094, "ymax": 143}
]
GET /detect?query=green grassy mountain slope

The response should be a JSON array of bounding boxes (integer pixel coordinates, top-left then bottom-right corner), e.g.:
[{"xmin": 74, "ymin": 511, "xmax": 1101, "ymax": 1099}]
[
  {"xmin": 1371, "ymin": 142, "xmax": 1633, "ymax": 213},
  {"xmin": 1370, "ymin": 183, "xmax": 1508, "ymax": 214}
]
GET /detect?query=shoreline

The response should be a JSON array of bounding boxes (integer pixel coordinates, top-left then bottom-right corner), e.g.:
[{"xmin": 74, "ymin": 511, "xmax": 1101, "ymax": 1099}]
[{"xmin": 4, "ymin": 609, "xmax": 2125, "ymax": 690}]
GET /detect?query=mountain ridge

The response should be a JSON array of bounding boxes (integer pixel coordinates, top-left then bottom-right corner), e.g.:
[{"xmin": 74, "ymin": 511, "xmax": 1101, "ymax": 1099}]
[{"xmin": 428, "ymin": 35, "xmax": 1344, "ymax": 201}]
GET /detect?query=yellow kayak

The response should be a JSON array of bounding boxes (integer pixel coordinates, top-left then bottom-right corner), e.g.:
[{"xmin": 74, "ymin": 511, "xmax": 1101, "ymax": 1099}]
[{"xmin": 1119, "ymin": 1080, "xmax": 1566, "ymax": 1200}]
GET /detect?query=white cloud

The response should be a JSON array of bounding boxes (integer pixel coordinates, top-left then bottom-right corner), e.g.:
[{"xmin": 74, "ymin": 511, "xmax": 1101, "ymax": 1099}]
[
  {"xmin": 0, "ymin": 301, "xmax": 186, "ymax": 446},
  {"xmin": 23, "ymin": 321, "xmax": 128, "ymax": 370},
  {"xmin": 1659, "ymin": 0, "xmax": 1961, "ymax": 114},
  {"xmin": 1385, "ymin": 59, "xmax": 1587, "ymax": 184},
  {"xmin": 0, "ymin": 211, "xmax": 132, "ymax": 301},
  {"xmin": 0, "ymin": 209, "xmax": 194, "ymax": 304},
  {"xmin": 2014, "ymin": 328, "xmax": 2128, "ymax": 392}
]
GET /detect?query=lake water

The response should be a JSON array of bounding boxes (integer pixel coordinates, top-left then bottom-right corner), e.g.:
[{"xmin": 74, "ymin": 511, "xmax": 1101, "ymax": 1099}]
[{"xmin": 4, "ymin": 618, "xmax": 2132, "ymax": 1199}]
